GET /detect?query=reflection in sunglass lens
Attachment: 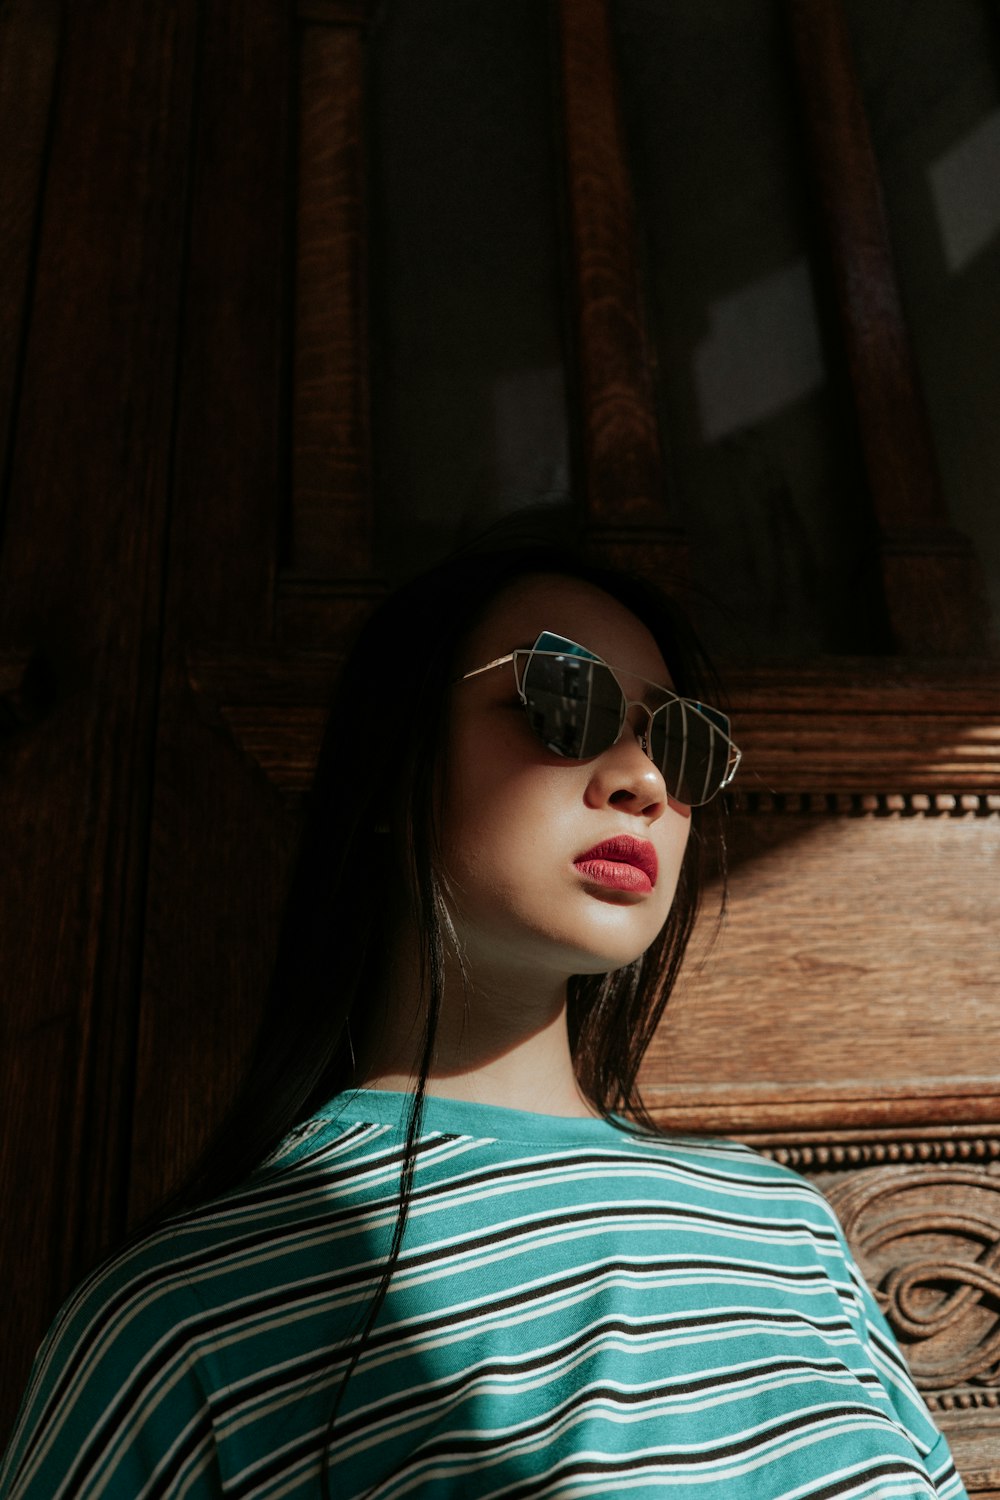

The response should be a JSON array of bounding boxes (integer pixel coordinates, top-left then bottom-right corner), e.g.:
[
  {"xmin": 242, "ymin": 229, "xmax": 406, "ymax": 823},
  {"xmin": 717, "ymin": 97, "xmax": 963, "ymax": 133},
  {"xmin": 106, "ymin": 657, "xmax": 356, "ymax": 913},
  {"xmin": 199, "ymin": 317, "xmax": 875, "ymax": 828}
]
[
  {"xmin": 522, "ymin": 654, "xmax": 623, "ymax": 759},
  {"xmin": 649, "ymin": 701, "xmax": 729, "ymax": 808}
]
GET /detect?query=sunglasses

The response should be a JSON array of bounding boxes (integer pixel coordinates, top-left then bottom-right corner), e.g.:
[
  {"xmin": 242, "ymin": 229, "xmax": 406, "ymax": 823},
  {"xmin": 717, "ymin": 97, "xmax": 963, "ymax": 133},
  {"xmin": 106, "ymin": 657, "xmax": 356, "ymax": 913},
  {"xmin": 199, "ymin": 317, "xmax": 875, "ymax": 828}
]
[{"xmin": 460, "ymin": 631, "xmax": 740, "ymax": 808}]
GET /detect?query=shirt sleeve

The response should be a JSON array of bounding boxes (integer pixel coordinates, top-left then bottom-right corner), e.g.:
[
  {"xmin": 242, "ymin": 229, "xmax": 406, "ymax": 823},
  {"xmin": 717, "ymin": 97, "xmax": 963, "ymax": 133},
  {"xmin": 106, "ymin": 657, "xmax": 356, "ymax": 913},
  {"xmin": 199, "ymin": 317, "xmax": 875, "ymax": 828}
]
[
  {"xmin": 837, "ymin": 1225, "xmax": 970, "ymax": 1500},
  {"xmin": 0, "ymin": 1237, "xmax": 226, "ymax": 1499}
]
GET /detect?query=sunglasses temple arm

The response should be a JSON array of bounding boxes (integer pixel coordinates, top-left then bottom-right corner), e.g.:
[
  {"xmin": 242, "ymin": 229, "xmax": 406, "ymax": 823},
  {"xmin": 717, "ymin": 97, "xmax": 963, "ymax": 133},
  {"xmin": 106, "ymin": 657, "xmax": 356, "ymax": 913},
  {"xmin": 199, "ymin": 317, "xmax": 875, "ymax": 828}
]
[{"xmin": 459, "ymin": 651, "xmax": 517, "ymax": 683}]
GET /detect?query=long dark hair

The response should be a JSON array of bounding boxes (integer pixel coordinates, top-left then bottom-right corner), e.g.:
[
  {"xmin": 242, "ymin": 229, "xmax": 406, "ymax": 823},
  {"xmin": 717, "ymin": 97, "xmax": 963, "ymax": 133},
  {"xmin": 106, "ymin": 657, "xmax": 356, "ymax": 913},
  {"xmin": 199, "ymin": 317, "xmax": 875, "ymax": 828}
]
[{"xmin": 138, "ymin": 538, "xmax": 729, "ymax": 1492}]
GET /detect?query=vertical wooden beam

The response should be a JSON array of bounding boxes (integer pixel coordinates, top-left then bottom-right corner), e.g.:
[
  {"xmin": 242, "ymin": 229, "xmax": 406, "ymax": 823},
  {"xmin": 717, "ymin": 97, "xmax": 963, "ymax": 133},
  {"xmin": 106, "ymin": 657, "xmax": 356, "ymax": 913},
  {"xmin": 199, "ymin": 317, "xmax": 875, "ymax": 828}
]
[
  {"xmin": 126, "ymin": 0, "xmax": 295, "ymax": 1223},
  {"xmin": 282, "ymin": 0, "xmax": 376, "ymax": 634},
  {"xmin": 0, "ymin": 0, "xmax": 62, "ymax": 496},
  {"xmin": 0, "ymin": 0, "xmax": 199, "ymax": 1432},
  {"xmin": 785, "ymin": 0, "xmax": 989, "ymax": 656},
  {"xmin": 555, "ymin": 0, "xmax": 687, "ymax": 582}
]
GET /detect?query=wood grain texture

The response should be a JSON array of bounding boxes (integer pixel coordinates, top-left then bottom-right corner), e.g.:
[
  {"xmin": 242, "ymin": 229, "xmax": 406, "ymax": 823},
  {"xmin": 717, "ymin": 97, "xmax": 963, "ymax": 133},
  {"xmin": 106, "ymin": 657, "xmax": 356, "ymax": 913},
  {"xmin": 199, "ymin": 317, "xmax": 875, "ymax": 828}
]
[
  {"xmin": 288, "ymin": 18, "xmax": 372, "ymax": 579},
  {"xmin": 0, "ymin": 0, "xmax": 61, "ymax": 491},
  {"xmin": 821, "ymin": 1165, "xmax": 1000, "ymax": 1486},
  {"xmin": 784, "ymin": 0, "xmax": 990, "ymax": 655},
  {"xmin": 275, "ymin": 573, "xmax": 387, "ymax": 646},
  {"xmin": 0, "ymin": 0, "xmax": 199, "ymax": 1436},
  {"xmin": 556, "ymin": 0, "xmax": 678, "ymax": 543},
  {"xmin": 126, "ymin": 0, "xmax": 296, "ymax": 1224},
  {"xmin": 729, "ymin": 659, "xmax": 1000, "ymax": 793},
  {"xmin": 642, "ymin": 801, "xmax": 1000, "ymax": 1129},
  {"xmin": 184, "ymin": 644, "xmax": 341, "ymax": 806},
  {"xmin": 825, "ymin": 1166, "xmax": 1000, "ymax": 1387}
]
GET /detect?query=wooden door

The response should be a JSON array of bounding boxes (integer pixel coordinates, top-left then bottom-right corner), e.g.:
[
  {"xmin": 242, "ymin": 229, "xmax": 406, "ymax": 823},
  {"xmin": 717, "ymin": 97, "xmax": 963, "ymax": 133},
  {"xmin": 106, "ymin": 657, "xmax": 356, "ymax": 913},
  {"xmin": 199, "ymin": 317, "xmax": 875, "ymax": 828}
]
[{"xmin": 1, "ymin": 0, "xmax": 998, "ymax": 1487}]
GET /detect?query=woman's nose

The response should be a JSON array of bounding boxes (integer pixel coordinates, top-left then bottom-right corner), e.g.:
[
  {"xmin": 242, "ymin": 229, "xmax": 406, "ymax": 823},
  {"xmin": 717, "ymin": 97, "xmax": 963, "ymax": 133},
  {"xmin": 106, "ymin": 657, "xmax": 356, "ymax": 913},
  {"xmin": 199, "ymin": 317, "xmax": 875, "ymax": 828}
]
[{"xmin": 583, "ymin": 708, "xmax": 666, "ymax": 818}]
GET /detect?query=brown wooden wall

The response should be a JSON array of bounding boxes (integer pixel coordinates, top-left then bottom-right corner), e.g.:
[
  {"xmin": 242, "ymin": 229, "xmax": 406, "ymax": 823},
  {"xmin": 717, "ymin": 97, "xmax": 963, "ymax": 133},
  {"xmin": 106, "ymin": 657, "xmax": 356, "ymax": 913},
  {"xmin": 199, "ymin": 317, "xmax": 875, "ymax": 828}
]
[{"xmin": 1, "ymin": 0, "xmax": 998, "ymax": 1485}]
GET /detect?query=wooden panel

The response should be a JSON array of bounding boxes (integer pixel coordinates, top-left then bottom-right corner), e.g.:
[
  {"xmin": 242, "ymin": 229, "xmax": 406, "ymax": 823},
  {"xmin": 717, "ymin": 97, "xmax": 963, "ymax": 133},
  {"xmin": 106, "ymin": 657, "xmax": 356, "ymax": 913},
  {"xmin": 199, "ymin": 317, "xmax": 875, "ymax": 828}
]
[
  {"xmin": 0, "ymin": 0, "xmax": 61, "ymax": 486},
  {"xmin": 184, "ymin": 645, "xmax": 340, "ymax": 807},
  {"xmin": 785, "ymin": 0, "xmax": 990, "ymax": 655},
  {"xmin": 0, "ymin": 0, "xmax": 199, "ymax": 1436},
  {"xmin": 127, "ymin": 0, "xmax": 295, "ymax": 1224},
  {"xmin": 732, "ymin": 660, "xmax": 1000, "ymax": 793},
  {"xmin": 555, "ymin": 0, "xmax": 686, "ymax": 578},
  {"xmin": 286, "ymin": 13, "xmax": 372, "ymax": 586},
  {"xmin": 643, "ymin": 800, "xmax": 1000, "ymax": 1130}
]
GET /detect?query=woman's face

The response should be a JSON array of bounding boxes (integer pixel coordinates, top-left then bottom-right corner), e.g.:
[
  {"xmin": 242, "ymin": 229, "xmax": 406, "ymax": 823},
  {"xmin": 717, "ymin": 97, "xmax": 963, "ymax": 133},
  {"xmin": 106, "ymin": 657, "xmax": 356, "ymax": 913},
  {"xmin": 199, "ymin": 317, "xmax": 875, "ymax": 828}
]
[{"xmin": 437, "ymin": 574, "xmax": 692, "ymax": 984}]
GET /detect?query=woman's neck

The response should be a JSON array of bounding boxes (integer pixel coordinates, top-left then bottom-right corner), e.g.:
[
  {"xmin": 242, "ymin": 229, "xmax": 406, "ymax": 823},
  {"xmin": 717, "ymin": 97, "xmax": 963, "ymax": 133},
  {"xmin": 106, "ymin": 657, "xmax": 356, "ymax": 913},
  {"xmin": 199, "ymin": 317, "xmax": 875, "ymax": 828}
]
[{"xmin": 357, "ymin": 935, "xmax": 599, "ymax": 1118}]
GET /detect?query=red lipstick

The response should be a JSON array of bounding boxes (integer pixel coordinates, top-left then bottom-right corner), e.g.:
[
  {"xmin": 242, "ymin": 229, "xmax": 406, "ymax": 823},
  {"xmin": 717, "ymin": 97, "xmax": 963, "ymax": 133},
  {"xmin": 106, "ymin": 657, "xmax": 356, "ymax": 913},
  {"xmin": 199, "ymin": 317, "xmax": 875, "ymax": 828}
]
[{"xmin": 573, "ymin": 835, "xmax": 658, "ymax": 894}]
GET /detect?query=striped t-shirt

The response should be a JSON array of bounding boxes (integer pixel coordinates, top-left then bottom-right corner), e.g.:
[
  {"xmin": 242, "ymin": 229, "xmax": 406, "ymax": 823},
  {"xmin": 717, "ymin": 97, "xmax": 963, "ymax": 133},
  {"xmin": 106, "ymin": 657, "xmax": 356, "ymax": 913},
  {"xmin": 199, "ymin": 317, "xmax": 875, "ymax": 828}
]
[{"xmin": 1, "ymin": 1090, "xmax": 967, "ymax": 1499}]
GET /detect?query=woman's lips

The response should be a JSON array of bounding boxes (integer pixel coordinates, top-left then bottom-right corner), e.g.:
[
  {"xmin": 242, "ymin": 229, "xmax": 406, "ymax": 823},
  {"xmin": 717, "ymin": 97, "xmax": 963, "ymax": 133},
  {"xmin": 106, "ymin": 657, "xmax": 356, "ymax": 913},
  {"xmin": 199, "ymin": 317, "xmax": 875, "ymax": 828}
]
[{"xmin": 573, "ymin": 835, "xmax": 658, "ymax": 894}]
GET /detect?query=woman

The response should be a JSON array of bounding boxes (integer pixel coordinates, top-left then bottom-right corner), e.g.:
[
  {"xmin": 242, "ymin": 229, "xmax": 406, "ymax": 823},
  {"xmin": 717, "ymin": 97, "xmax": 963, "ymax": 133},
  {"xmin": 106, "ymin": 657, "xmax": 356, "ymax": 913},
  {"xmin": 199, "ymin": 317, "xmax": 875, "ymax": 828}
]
[{"xmin": 0, "ymin": 543, "xmax": 966, "ymax": 1497}]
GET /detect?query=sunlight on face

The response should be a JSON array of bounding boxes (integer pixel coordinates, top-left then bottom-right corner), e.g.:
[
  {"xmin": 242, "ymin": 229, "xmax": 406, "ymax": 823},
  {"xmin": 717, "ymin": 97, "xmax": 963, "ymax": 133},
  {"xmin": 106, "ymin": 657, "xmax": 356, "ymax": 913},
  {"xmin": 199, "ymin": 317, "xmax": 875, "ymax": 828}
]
[{"xmin": 438, "ymin": 575, "xmax": 692, "ymax": 985}]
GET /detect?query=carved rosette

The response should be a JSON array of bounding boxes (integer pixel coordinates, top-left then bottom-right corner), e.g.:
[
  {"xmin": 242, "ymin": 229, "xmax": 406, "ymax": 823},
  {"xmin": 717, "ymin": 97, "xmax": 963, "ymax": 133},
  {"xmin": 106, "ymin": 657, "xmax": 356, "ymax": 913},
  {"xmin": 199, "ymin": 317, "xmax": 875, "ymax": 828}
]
[{"xmin": 822, "ymin": 1166, "xmax": 1000, "ymax": 1400}]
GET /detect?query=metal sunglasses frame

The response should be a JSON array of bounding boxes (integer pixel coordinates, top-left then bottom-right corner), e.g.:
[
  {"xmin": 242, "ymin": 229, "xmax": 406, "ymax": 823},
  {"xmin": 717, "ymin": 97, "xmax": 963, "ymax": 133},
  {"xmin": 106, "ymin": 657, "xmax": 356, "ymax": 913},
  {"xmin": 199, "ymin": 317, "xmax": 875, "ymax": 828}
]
[{"xmin": 459, "ymin": 631, "xmax": 741, "ymax": 807}]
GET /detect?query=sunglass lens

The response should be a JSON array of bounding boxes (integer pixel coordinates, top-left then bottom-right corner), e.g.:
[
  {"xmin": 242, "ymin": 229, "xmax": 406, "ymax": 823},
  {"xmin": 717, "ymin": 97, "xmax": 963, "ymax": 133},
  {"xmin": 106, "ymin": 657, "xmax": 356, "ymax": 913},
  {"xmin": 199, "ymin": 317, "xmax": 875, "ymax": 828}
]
[
  {"xmin": 650, "ymin": 700, "xmax": 731, "ymax": 806},
  {"xmin": 522, "ymin": 653, "xmax": 623, "ymax": 758}
]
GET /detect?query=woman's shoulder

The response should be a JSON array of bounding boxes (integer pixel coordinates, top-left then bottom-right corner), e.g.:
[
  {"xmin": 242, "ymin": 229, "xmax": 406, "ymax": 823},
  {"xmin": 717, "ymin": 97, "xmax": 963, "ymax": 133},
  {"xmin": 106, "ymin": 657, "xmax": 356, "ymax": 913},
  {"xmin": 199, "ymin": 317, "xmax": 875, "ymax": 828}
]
[
  {"xmin": 610, "ymin": 1123, "xmax": 848, "ymax": 1222},
  {"xmin": 0, "ymin": 1148, "xmax": 354, "ymax": 1498},
  {"xmin": 0, "ymin": 1217, "xmax": 213, "ymax": 1496},
  {"xmin": 621, "ymin": 1124, "xmax": 825, "ymax": 1189},
  {"xmin": 29, "ymin": 1211, "xmax": 210, "ymax": 1370}
]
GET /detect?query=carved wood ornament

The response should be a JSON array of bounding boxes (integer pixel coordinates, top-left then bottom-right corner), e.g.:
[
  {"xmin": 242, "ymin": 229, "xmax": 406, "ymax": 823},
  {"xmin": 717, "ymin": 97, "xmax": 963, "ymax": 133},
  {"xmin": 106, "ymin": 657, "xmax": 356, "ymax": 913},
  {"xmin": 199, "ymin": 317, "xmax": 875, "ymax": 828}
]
[
  {"xmin": 825, "ymin": 1167, "xmax": 1000, "ymax": 1390},
  {"xmin": 821, "ymin": 1165, "xmax": 1000, "ymax": 1486}
]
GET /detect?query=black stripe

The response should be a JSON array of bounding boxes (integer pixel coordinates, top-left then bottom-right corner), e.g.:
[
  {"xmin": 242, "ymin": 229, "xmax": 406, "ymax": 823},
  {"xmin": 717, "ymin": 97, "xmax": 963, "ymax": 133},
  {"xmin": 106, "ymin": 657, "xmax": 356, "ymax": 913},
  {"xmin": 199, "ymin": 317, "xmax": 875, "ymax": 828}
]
[
  {"xmin": 225, "ymin": 1394, "xmax": 925, "ymax": 1500},
  {"xmin": 798, "ymin": 1458, "xmax": 935, "ymax": 1500},
  {"xmin": 376, "ymin": 1198, "xmax": 838, "ymax": 1280},
  {"xmin": 141, "ymin": 1400, "xmax": 217, "ymax": 1500},
  {"xmin": 114, "ymin": 1181, "xmax": 842, "ymax": 1444}
]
